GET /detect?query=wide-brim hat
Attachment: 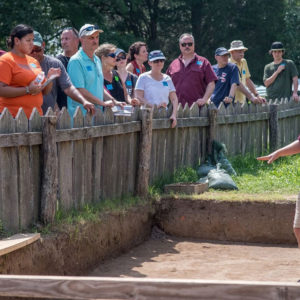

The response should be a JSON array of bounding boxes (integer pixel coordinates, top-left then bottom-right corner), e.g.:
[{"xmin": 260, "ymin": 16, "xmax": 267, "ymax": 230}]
[
  {"xmin": 269, "ymin": 42, "xmax": 285, "ymax": 54},
  {"xmin": 79, "ymin": 24, "xmax": 103, "ymax": 37},
  {"xmin": 228, "ymin": 40, "xmax": 248, "ymax": 52}
]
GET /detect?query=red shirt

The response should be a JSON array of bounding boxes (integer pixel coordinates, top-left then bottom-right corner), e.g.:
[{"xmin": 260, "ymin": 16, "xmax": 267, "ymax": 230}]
[
  {"xmin": 167, "ymin": 53, "xmax": 217, "ymax": 107},
  {"xmin": 131, "ymin": 60, "xmax": 146, "ymax": 77}
]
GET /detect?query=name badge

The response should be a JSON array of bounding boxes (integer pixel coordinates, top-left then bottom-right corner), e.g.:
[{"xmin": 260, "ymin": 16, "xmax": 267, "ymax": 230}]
[
  {"xmin": 196, "ymin": 61, "xmax": 203, "ymax": 66},
  {"xmin": 114, "ymin": 76, "xmax": 119, "ymax": 82},
  {"xmin": 162, "ymin": 81, "xmax": 168, "ymax": 86},
  {"xmin": 242, "ymin": 70, "xmax": 246, "ymax": 75},
  {"xmin": 136, "ymin": 68, "xmax": 140, "ymax": 74},
  {"xmin": 126, "ymin": 80, "xmax": 132, "ymax": 86},
  {"xmin": 106, "ymin": 84, "xmax": 113, "ymax": 90},
  {"xmin": 29, "ymin": 63, "xmax": 37, "ymax": 68},
  {"xmin": 86, "ymin": 66, "xmax": 92, "ymax": 71}
]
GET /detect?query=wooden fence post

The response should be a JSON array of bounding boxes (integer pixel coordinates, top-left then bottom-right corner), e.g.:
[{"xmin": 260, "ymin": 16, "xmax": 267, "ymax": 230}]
[
  {"xmin": 208, "ymin": 107, "xmax": 218, "ymax": 155},
  {"xmin": 269, "ymin": 104, "xmax": 278, "ymax": 152},
  {"xmin": 41, "ymin": 115, "xmax": 58, "ymax": 224},
  {"xmin": 136, "ymin": 108, "xmax": 153, "ymax": 198}
]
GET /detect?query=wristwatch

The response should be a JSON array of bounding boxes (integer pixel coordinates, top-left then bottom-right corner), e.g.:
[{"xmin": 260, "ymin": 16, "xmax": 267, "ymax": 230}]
[
  {"xmin": 25, "ymin": 86, "xmax": 30, "ymax": 94},
  {"xmin": 228, "ymin": 95, "xmax": 234, "ymax": 100}
]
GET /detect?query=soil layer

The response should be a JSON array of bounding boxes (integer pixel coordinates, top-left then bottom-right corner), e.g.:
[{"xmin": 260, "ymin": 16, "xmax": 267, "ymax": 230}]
[
  {"xmin": 0, "ymin": 205, "xmax": 153, "ymax": 275},
  {"xmin": 155, "ymin": 197, "xmax": 297, "ymax": 244}
]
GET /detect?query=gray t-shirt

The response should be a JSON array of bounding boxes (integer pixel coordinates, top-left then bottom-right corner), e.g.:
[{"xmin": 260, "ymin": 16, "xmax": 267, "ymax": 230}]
[{"xmin": 40, "ymin": 55, "xmax": 72, "ymax": 113}]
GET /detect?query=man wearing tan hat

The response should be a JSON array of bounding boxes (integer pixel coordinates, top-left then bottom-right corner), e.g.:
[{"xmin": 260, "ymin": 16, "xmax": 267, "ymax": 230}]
[
  {"xmin": 229, "ymin": 40, "xmax": 265, "ymax": 104},
  {"xmin": 263, "ymin": 42, "xmax": 299, "ymax": 102}
]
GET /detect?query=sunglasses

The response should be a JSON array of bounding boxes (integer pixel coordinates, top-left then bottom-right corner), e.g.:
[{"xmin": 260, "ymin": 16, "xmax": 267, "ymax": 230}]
[
  {"xmin": 31, "ymin": 47, "xmax": 43, "ymax": 53},
  {"xmin": 84, "ymin": 25, "xmax": 99, "ymax": 32},
  {"xmin": 181, "ymin": 42, "xmax": 193, "ymax": 47},
  {"xmin": 106, "ymin": 53, "xmax": 116, "ymax": 58},
  {"xmin": 153, "ymin": 59, "xmax": 165, "ymax": 63},
  {"xmin": 116, "ymin": 55, "xmax": 126, "ymax": 62},
  {"xmin": 62, "ymin": 27, "xmax": 79, "ymax": 38}
]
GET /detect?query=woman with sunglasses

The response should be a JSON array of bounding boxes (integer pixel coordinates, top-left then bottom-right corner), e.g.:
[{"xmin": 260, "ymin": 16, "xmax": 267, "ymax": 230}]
[
  {"xmin": 135, "ymin": 50, "xmax": 178, "ymax": 128},
  {"xmin": 114, "ymin": 48, "xmax": 140, "ymax": 106},
  {"xmin": 0, "ymin": 24, "xmax": 59, "ymax": 118},
  {"xmin": 95, "ymin": 44, "xmax": 128, "ymax": 106},
  {"xmin": 126, "ymin": 41, "xmax": 148, "ymax": 77}
]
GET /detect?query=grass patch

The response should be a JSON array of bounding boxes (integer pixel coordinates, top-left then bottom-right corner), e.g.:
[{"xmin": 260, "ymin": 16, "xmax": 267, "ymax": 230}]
[
  {"xmin": 32, "ymin": 196, "xmax": 148, "ymax": 235},
  {"xmin": 231, "ymin": 154, "xmax": 300, "ymax": 194},
  {"xmin": 150, "ymin": 154, "xmax": 300, "ymax": 199}
]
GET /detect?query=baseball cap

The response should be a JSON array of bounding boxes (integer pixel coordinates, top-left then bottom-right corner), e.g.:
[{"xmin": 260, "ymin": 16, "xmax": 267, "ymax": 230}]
[
  {"xmin": 79, "ymin": 24, "xmax": 103, "ymax": 37},
  {"xmin": 33, "ymin": 31, "xmax": 43, "ymax": 47},
  {"xmin": 115, "ymin": 48, "xmax": 126, "ymax": 56},
  {"xmin": 215, "ymin": 47, "xmax": 229, "ymax": 56},
  {"xmin": 148, "ymin": 50, "xmax": 165, "ymax": 62}
]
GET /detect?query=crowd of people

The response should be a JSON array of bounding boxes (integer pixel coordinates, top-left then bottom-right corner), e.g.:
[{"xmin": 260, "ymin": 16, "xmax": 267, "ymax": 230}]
[{"xmin": 0, "ymin": 23, "xmax": 299, "ymax": 125}]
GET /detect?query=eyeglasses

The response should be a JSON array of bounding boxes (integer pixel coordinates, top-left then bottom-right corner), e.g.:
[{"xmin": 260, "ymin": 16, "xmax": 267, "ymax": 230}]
[
  {"xmin": 181, "ymin": 42, "xmax": 193, "ymax": 47},
  {"xmin": 106, "ymin": 53, "xmax": 116, "ymax": 58},
  {"xmin": 153, "ymin": 59, "xmax": 165, "ymax": 63},
  {"xmin": 31, "ymin": 47, "xmax": 43, "ymax": 53},
  {"xmin": 116, "ymin": 55, "xmax": 126, "ymax": 62}
]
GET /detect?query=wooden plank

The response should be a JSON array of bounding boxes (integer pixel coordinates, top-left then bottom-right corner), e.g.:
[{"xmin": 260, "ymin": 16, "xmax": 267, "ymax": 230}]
[
  {"xmin": 29, "ymin": 108, "xmax": 42, "ymax": 132},
  {"xmin": 0, "ymin": 132, "xmax": 42, "ymax": 147},
  {"xmin": 126, "ymin": 132, "xmax": 136, "ymax": 195},
  {"xmin": 0, "ymin": 233, "xmax": 40, "ymax": 256},
  {"xmin": 0, "ymin": 109, "xmax": 18, "ymax": 231},
  {"xmin": 92, "ymin": 136, "xmax": 103, "ymax": 203},
  {"xmin": 56, "ymin": 122, "xmax": 141, "ymax": 142},
  {"xmin": 84, "ymin": 138, "xmax": 93, "ymax": 204},
  {"xmin": 72, "ymin": 108, "xmax": 84, "ymax": 208},
  {"xmin": 56, "ymin": 108, "xmax": 73, "ymax": 211},
  {"xmin": 0, "ymin": 276, "xmax": 299, "ymax": 300},
  {"xmin": 15, "ymin": 109, "xmax": 33, "ymax": 229}
]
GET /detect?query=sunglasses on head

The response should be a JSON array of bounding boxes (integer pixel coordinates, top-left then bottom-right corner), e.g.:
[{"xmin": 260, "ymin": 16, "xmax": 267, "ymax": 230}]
[
  {"xmin": 31, "ymin": 47, "xmax": 43, "ymax": 53},
  {"xmin": 181, "ymin": 42, "xmax": 193, "ymax": 47},
  {"xmin": 106, "ymin": 53, "xmax": 116, "ymax": 58},
  {"xmin": 116, "ymin": 55, "xmax": 126, "ymax": 62},
  {"xmin": 84, "ymin": 25, "xmax": 99, "ymax": 32},
  {"xmin": 153, "ymin": 59, "xmax": 165, "ymax": 63}
]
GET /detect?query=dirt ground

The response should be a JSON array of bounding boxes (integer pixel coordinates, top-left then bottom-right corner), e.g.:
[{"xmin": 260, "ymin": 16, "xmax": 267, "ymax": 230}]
[{"xmin": 90, "ymin": 234, "xmax": 300, "ymax": 282}]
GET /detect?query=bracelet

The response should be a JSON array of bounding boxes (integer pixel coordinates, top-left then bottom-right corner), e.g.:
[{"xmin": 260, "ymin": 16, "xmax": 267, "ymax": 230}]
[
  {"xmin": 228, "ymin": 95, "xmax": 234, "ymax": 100},
  {"xmin": 25, "ymin": 86, "xmax": 30, "ymax": 94}
]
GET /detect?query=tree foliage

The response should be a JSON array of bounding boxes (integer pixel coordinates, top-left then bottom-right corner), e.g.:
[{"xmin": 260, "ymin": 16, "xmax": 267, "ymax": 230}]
[{"xmin": 0, "ymin": 0, "xmax": 298, "ymax": 83}]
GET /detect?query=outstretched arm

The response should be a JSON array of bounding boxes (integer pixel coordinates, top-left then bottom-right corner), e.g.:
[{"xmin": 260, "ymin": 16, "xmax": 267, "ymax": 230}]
[{"xmin": 257, "ymin": 139, "xmax": 300, "ymax": 164}]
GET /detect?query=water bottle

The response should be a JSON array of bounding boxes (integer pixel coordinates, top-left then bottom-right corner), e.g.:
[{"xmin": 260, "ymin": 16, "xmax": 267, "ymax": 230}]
[{"xmin": 33, "ymin": 72, "xmax": 45, "ymax": 85}]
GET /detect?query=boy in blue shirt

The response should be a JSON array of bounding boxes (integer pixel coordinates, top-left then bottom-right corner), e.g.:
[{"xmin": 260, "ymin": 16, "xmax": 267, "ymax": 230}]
[{"xmin": 211, "ymin": 47, "xmax": 239, "ymax": 107}]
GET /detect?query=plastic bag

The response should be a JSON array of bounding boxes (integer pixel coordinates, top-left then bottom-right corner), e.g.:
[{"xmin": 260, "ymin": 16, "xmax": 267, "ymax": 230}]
[
  {"xmin": 197, "ymin": 163, "xmax": 216, "ymax": 178},
  {"xmin": 208, "ymin": 168, "xmax": 238, "ymax": 190}
]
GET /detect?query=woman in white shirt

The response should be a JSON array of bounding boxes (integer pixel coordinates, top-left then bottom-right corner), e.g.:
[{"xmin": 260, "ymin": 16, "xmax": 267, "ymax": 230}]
[{"xmin": 135, "ymin": 50, "xmax": 178, "ymax": 128}]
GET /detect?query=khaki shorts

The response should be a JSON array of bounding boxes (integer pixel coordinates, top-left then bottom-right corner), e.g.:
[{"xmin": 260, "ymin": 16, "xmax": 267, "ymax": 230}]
[{"xmin": 293, "ymin": 193, "xmax": 300, "ymax": 228}]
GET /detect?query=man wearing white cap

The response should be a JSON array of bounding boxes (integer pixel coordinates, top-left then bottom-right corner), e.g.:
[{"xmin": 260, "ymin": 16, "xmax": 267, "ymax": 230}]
[
  {"xmin": 67, "ymin": 24, "xmax": 123, "ymax": 117},
  {"xmin": 229, "ymin": 40, "xmax": 265, "ymax": 104}
]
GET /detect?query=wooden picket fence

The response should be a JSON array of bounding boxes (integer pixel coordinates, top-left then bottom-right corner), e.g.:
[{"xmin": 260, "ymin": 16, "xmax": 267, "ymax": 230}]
[{"xmin": 0, "ymin": 98, "xmax": 299, "ymax": 232}]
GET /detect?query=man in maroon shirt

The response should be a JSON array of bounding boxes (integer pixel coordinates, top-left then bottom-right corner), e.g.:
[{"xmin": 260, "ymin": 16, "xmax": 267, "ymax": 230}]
[{"xmin": 167, "ymin": 33, "xmax": 217, "ymax": 107}]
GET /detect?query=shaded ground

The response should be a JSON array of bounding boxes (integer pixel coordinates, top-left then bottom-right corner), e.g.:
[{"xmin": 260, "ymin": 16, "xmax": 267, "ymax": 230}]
[{"xmin": 90, "ymin": 235, "xmax": 300, "ymax": 282}]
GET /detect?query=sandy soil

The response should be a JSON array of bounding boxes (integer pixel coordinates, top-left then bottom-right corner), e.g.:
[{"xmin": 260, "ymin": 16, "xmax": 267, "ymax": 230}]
[{"xmin": 90, "ymin": 235, "xmax": 300, "ymax": 282}]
